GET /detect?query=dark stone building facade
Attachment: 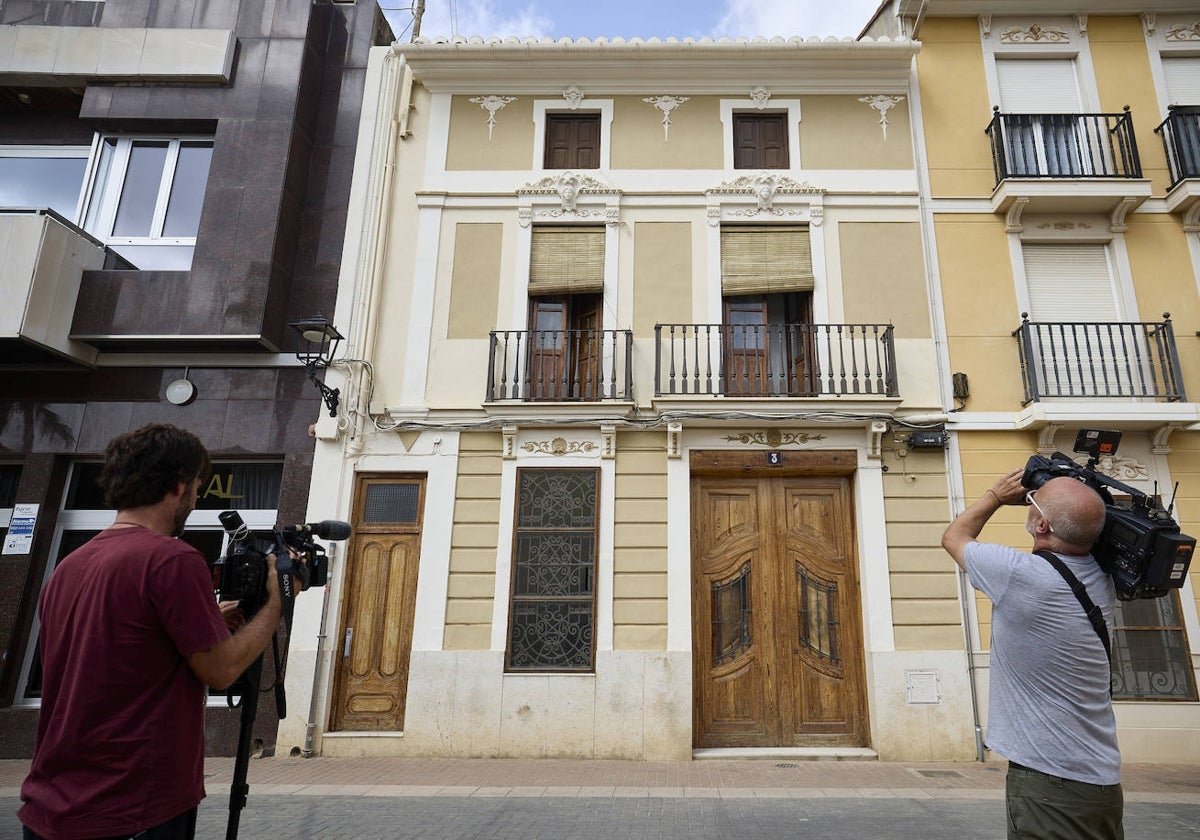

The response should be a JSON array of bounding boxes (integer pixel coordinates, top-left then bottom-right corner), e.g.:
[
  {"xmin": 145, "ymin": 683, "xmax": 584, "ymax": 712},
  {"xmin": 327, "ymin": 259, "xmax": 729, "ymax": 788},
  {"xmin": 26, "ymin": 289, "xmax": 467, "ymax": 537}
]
[{"xmin": 0, "ymin": 0, "xmax": 392, "ymax": 757}]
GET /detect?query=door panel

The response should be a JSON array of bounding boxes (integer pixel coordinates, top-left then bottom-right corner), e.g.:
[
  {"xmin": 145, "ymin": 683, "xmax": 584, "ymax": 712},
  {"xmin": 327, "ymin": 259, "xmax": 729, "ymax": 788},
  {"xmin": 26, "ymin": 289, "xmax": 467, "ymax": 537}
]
[
  {"xmin": 332, "ymin": 476, "xmax": 424, "ymax": 732},
  {"xmin": 692, "ymin": 473, "xmax": 867, "ymax": 748}
]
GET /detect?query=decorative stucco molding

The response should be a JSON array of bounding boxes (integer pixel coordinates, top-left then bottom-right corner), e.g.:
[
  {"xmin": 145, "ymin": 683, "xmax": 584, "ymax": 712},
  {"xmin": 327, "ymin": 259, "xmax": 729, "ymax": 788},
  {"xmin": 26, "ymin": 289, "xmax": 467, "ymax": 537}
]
[
  {"xmin": 749, "ymin": 85, "xmax": 771, "ymax": 109},
  {"xmin": 563, "ymin": 84, "xmax": 585, "ymax": 108},
  {"xmin": 1110, "ymin": 196, "xmax": 1141, "ymax": 233},
  {"xmin": 1094, "ymin": 455, "xmax": 1149, "ymax": 482},
  {"xmin": 521, "ymin": 436, "xmax": 599, "ymax": 456},
  {"xmin": 667, "ymin": 422, "xmax": 682, "ymax": 459},
  {"xmin": 723, "ymin": 430, "xmax": 826, "ymax": 447},
  {"xmin": 706, "ymin": 173, "xmax": 824, "ymax": 226},
  {"xmin": 1076, "ymin": 15, "xmax": 1088, "ymax": 38},
  {"xmin": 858, "ymin": 94, "xmax": 905, "ymax": 141},
  {"xmin": 517, "ymin": 171, "xmax": 622, "ymax": 225},
  {"xmin": 643, "ymin": 95, "xmax": 690, "ymax": 140},
  {"xmin": 868, "ymin": 420, "xmax": 887, "ymax": 459},
  {"xmin": 1004, "ymin": 196, "xmax": 1030, "ymax": 233},
  {"xmin": 600, "ymin": 424, "xmax": 616, "ymax": 460},
  {"xmin": 469, "ymin": 94, "xmax": 517, "ymax": 140},
  {"xmin": 979, "ymin": 15, "xmax": 992, "ymax": 39},
  {"xmin": 1166, "ymin": 22, "xmax": 1200, "ymax": 41},
  {"xmin": 502, "ymin": 425, "xmax": 518, "ymax": 459},
  {"xmin": 1000, "ymin": 24, "xmax": 1070, "ymax": 44},
  {"xmin": 1153, "ymin": 424, "xmax": 1180, "ymax": 455},
  {"xmin": 1036, "ymin": 221, "xmax": 1093, "ymax": 231},
  {"xmin": 1142, "ymin": 12, "xmax": 1156, "ymax": 36},
  {"xmin": 1037, "ymin": 424, "xmax": 1063, "ymax": 455}
]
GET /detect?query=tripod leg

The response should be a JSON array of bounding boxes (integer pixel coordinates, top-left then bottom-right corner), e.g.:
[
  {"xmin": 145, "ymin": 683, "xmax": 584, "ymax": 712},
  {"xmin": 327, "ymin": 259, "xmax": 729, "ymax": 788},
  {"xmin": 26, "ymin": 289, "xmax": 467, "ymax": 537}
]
[{"xmin": 225, "ymin": 654, "xmax": 263, "ymax": 840}]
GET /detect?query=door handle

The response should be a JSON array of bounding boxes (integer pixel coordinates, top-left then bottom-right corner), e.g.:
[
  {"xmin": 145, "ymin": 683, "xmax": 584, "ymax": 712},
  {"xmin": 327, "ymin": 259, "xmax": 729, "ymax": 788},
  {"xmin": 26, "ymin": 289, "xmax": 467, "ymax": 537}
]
[{"xmin": 343, "ymin": 627, "xmax": 354, "ymax": 657}]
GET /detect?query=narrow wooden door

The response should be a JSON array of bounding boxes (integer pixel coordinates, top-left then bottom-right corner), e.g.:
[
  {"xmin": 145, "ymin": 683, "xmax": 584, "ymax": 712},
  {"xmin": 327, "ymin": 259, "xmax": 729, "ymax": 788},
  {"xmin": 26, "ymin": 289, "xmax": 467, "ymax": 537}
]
[
  {"xmin": 331, "ymin": 475, "xmax": 424, "ymax": 731},
  {"xmin": 723, "ymin": 297, "xmax": 768, "ymax": 395},
  {"xmin": 528, "ymin": 299, "xmax": 567, "ymax": 400},
  {"xmin": 692, "ymin": 473, "xmax": 868, "ymax": 747}
]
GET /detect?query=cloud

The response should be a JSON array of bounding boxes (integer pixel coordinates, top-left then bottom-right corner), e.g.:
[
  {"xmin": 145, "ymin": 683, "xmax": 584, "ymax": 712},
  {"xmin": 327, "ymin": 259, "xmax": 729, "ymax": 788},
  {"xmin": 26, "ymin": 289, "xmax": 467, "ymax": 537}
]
[
  {"xmin": 389, "ymin": 0, "xmax": 553, "ymax": 39},
  {"xmin": 712, "ymin": 0, "xmax": 881, "ymax": 38}
]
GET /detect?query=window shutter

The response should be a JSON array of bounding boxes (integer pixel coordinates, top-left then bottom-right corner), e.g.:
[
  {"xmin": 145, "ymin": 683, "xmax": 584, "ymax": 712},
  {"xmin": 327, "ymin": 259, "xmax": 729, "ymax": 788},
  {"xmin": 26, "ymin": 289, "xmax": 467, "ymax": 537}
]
[
  {"xmin": 1163, "ymin": 57, "xmax": 1200, "ymax": 106},
  {"xmin": 529, "ymin": 226, "xmax": 605, "ymax": 295},
  {"xmin": 996, "ymin": 59, "xmax": 1082, "ymax": 113},
  {"xmin": 1023, "ymin": 244, "xmax": 1119, "ymax": 322},
  {"xmin": 721, "ymin": 225, "xmax": 814, "ymax": 295}
]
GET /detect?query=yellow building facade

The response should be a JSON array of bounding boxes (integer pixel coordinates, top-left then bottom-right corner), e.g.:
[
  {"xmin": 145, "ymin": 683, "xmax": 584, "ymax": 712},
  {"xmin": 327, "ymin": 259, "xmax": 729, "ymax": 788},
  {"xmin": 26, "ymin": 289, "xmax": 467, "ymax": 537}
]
[
  {"xmin": 277, "ymin": 33, "xmax": 988, "ymax": 762},
  {"xmin": 870, "ymin": 1, "xmax": 1200, "ymax": 763}
]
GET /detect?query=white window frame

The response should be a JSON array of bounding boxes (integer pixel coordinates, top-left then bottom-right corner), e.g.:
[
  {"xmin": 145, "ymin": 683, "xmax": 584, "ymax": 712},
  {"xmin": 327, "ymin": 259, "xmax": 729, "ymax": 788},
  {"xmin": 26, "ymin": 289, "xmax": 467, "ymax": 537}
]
[
  {"xmin": 981, "ymin": 16, "xmax": 1100, "ymax": 112},
  {"xmin": 0, "ymin": 145, "xmax": 91, "ymax": 220},
  {"xmin": 532, "ymin": 98, "xmax": 614, "ymax": 171},
  {"xmin": 79, "ymin": 134, "xmax": 213, "ymax": 248},
  {"xmin": 719, "ymin": 98, "xmax": 802, "ymax": 171}
]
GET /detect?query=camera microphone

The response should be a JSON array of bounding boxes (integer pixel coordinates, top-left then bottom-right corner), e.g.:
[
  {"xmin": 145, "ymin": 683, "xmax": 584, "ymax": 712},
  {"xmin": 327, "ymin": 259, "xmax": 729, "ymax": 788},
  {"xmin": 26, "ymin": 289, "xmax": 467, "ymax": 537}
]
[{"xmin": 280, "ymin": 520, "xmax": 352, "ymax": 541}]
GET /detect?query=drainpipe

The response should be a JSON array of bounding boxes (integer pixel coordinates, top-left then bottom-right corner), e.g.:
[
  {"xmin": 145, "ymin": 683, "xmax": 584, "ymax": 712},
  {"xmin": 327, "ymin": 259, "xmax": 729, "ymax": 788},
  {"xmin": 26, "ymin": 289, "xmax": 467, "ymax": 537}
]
[{"xmin": 302, "ymin": 543, "xmax": 337, "ymax": 757}]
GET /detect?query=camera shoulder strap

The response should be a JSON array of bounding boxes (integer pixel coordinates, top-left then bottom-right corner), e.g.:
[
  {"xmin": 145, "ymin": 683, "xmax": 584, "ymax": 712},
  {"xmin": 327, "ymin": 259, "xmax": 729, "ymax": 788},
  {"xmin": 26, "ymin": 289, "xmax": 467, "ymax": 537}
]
[{"xmin": 1034, "ymin": 550, "xmax": 1112, "ymax": 663}]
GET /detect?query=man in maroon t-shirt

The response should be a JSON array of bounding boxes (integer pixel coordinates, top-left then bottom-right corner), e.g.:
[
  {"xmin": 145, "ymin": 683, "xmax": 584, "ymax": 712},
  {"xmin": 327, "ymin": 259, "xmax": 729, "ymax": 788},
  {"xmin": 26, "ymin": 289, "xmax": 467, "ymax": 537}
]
[{"xmin": 20, "ymin": 424, "xmax": 283, "ymax": 840}]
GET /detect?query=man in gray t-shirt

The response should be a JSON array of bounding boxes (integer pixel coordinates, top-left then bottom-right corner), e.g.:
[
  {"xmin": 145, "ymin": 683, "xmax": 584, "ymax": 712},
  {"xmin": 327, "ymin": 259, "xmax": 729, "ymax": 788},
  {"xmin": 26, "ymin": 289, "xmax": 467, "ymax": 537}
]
[{"xmin": 943, "ymin": 467, "xmax": 1123, "ymax": 840}]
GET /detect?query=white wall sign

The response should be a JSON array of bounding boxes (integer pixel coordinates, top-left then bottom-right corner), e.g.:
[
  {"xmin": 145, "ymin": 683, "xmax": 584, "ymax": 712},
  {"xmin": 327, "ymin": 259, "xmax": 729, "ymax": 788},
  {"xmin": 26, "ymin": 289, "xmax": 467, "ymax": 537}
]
[{"xmin": 3, "ymin": 503, "xmax": 39, "ymax": 555}]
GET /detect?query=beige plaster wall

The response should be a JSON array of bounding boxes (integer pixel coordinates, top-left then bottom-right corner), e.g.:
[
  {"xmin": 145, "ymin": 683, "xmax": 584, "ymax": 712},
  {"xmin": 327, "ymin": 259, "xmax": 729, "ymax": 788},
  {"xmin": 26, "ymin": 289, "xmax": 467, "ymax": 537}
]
[
  {"xmin": 840, "ymin": 222, "xmax": 930, "ymax": 339},
  {"xmin": 611, "ymin": 96, "xmax": 723, "ymax": 169},
  {"xmin": 632, "ymin": 221, "xmax": 693, "ymax": 337},
  {"xmin": 1089, "ymin": 15, "xmax": 1171, "ymax": 195},
  {"xmin": 447, "ymin": 223, "xmax": 503, "ymax": 339},
  {"xmin": 913, "ymin": 18, "xmax": 995, "ymax": 197},
  {"xmin": 799, "ymin": 95, "xmax": 914, "ymax": 170},
  {"xmin": 444, "ymin": 433, "xmax": 502, "ymax": 650},
  {"xmin": 446, "ymin": 94, "xmax": 535, "ymax": 170},
  {"xmin": 613, "ymin": 431, "xmax": 669, "ymax": 650},
  {"xmin": 881, "ymin": 441, "xmax": 959, "ymax": 650},
  {"xmin": 934, "ymin": 214, "xmax": 1025, "ymax": 411}
]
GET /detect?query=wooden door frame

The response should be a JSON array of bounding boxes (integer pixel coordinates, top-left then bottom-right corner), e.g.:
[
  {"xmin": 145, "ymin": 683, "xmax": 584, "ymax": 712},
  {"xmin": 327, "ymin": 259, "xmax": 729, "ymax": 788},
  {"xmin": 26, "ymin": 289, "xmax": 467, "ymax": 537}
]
[
  {"xmin": 689, "ymin": 449, "xmax": 868, "ymax": 747},
  {"xmin": 328, "ymin": 472, "xmax": 426, "ymax": 732}
]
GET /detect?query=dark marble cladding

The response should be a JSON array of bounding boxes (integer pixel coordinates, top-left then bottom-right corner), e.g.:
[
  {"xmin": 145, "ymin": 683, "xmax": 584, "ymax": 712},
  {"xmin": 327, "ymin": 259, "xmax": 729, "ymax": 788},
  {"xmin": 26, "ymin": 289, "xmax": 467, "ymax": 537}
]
[
  {"xmin": 0, "ymin": 0, "xmax": 104, "ymax": 26},
  {"xmin": 68, "ymin": 1, "xmax": 377, "ymax": 344}
]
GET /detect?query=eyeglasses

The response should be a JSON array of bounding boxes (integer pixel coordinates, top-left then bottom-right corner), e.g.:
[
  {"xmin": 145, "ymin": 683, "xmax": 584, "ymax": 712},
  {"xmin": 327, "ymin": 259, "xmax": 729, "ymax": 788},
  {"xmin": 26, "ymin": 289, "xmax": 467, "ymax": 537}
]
[{"xmin": 1025, "ymin": 490, "xmax": 1056, "ymax": 534}]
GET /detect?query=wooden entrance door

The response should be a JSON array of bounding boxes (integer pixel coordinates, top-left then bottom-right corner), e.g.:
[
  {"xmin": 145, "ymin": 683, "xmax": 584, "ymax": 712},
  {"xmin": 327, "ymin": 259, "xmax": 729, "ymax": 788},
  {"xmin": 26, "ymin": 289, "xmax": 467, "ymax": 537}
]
[
  {"xmin": 331, "ymin": 475, "xmax": 425, "ymax": 731},
  {"xmin": 691, "ymin": 467, "xmax": 868, "ymax": 747}
]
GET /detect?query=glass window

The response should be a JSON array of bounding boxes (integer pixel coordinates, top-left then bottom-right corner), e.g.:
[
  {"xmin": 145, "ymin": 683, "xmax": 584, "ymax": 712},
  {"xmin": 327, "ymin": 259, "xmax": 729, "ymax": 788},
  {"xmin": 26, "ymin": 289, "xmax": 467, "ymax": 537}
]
[
  {"xmin": 0, "ymin": 463, "xmax": 21, "ymax": 544},
  {"xmin": 81, "ymin": 135, "xmax": 214, "ymax": 270},
  {"xmin": 65, "ymin": 461, "xmax": 283, "ymax": 511},
  {"xmin": 1111, "ymin": 592, "xmax": 1197, "ymax": 701},
  {"xmin": 506, "ymin": 468, "xmax": 598, "ymax": 671},
  {"xmin": 0, "ymin": 147, "xmax": 89, "ymax": 218}
]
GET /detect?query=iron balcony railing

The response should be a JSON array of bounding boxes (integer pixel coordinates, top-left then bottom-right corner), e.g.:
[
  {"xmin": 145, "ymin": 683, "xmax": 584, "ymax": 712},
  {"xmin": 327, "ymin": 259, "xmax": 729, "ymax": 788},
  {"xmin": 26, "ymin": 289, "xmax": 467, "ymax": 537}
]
[
  {"xmin": 654, "ymin": 323, "xmax": 898, "ymax": 398},
  {"xmin": 486, "ymin": 328, "xmax": 633, "ymax": 402},
  {"xmin": 1013, "ymin": 314, "xmax": 1185, "ymax": 404},
  {"xmin": 1155, "ymin": 105, "xmax": 1200, "ymax": 189},
  {"xmin": 986, "ymin": 107, "xmax": 1142, "ymax": 184}
]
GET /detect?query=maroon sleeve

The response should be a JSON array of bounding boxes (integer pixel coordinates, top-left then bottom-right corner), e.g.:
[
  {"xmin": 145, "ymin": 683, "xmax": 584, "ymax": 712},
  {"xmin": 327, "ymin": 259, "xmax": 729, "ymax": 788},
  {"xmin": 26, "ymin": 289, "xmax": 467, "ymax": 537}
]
[{"xmin": 149, "ymin": 541, "xmax": 231, "ymax": 657}]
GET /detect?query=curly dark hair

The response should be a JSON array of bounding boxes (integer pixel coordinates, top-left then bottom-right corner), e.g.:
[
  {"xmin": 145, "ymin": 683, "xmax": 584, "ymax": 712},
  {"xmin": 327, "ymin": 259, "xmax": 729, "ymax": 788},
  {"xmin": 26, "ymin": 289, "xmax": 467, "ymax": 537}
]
[{"xmin": 99, "ymin": 424, "xmax": 212, "ymax": 510}]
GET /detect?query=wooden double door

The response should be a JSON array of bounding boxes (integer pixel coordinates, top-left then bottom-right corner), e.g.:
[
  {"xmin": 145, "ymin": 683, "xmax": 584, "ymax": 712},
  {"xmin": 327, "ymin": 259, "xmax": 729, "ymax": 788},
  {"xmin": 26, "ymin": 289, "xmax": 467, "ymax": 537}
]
[{"xmin": 691, "ymin": 459, "xmax": 869, "ymax": 748}]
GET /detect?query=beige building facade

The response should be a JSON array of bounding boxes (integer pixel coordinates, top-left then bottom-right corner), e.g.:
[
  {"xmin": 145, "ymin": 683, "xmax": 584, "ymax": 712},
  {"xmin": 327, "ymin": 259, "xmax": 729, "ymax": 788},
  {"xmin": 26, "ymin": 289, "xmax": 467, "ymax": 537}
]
[
  {"xmin": 868, "ymin": 1, "xmax": 1200, "ymax": 763},
  {"xmin": 278, "ymin": 33, "xmax": 988, "ymax": 762}
]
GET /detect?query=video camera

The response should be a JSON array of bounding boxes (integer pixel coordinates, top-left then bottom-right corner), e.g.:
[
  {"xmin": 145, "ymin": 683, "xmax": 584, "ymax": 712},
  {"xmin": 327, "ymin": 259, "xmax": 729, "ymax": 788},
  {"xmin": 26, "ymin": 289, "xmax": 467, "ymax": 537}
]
[
  {"xmin": 213, "ymin": 510, "xmax": 350, "ymax": 615},
  {"xmin": 1021, "ymin": 428, "xmax": 1195, "ymax": 600}
]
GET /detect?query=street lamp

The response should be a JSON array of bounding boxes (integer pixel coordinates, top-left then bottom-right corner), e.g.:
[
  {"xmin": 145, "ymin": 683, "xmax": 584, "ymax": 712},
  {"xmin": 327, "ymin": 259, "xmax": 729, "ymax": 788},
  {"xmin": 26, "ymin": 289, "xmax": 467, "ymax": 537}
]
[{"xmin": 289, "ymin": 316, "xmax": 344, "ymax": 417}]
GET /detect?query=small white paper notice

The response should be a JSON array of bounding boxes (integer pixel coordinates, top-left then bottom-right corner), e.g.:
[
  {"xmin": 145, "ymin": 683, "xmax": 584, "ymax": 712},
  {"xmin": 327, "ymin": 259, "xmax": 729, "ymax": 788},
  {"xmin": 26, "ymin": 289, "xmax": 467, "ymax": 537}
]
[
  {"xmin": 3, "ymin": 503, "xmax": 39, "ymax": 555},
  {"xmin": 906, "ymin": 669, "xmax": 941, "ymax": 705}
]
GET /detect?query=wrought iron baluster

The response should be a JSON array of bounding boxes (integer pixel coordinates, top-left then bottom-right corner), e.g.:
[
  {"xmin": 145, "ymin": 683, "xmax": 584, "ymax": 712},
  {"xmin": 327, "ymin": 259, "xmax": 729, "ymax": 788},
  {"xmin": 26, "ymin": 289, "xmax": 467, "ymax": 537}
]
[
  {"xmin": 667, "ymin": 324, "xmax": 678, "ymax": 395},
  {"xmin": 836, "ymin": 324, "xmax": 847, "ymax": 394},
  {"xmin": 511, "ymin": 331, "xmax": 524, "ymax": 400},
  {"xmin": 1137, "ymin": 322, "xmax": 1159, "ymax": 397}
]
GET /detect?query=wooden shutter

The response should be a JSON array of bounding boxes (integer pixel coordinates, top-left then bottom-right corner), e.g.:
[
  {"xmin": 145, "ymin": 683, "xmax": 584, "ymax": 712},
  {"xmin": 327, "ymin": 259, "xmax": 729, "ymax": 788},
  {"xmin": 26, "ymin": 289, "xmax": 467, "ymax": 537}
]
[
  {"xmin": 996, "ymin": 59, "xmax": 1082, "ymax": 113},
  {"xmin": 529, "ymin": 226, "xmax": 605, "ymax": 294},
  {"xmin": 721, "ymin": 225, "xmax": 813, "ymax": 295},
  {"xmin": 733, "ymin": 113, "xmax": 788, "ymax": 169},
  {"xmin": 1163, "ymin": 57, "xmax": 1200, "ymax": 106},
  {"xmin": 1023, "ymin": 244, "xmax": 1119, "ymax": 322},
  {"xmin": 544, "ymin": 114, "xmax": 600, "ymax": 169}
]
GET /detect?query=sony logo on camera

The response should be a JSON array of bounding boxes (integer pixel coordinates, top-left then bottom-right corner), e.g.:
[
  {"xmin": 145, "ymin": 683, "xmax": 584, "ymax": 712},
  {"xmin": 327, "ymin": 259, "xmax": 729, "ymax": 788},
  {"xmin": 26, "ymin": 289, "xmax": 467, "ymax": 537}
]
[{"xmin": 1021, "ymin": 428, "xmax": 1195, "ymax": 601}]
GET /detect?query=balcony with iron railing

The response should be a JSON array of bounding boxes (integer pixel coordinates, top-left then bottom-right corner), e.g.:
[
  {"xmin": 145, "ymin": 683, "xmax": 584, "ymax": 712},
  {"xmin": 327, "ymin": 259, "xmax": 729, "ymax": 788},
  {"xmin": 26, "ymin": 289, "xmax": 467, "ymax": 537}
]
[
  {"xmin": 486, "ymin": 328, "xmax": 633, "ymax": 402},
  {"xmin": 984, "ymin": 108, "xmax": 1152, "ymax": 226},
  {"xmin": 1155, "ymin": 106, "xmax": 1200, "ymax": 223},
  {"xmin": 654, "ymin": 323, "xmax": 898, "ymax": 398},
  {"xmin": 1012, "ymin": 314, "xmax": 1185, "ymax": 404}
]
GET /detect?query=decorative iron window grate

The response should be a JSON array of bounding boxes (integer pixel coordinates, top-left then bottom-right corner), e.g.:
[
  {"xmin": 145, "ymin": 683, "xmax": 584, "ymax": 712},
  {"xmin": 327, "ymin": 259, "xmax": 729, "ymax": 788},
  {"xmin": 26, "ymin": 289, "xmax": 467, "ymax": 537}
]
[
  {"xmin": 797, "ymin": 564, "xmax": 840, "ymax": 664},
  {"xmin": 1110, "ymin": 592, "xmax": 1197, "ymax": 701},
  {"xmin": 507, "ymin": 469, "xmax": 598, "ymax": 671},
  {"xmin": 363, "ymin": 482, "xmax": 420, "ymax": 524},
  {"xmin": 712, "ymin": 564, "xmax": 752, "ymax": 664}
]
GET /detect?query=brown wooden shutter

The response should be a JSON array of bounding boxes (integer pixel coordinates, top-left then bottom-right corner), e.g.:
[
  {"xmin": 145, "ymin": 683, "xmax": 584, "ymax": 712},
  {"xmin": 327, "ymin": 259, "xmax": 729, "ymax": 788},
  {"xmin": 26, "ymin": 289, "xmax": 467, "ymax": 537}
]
[
  {"xmin": 529, "ymin": 226, "xmax": 605, "ymax": 294},
  {"xmin": 720, "ymin": 225, "xmax": 814, "ymax": 295},
  {"xmin": 733, "ymin": 113, "xmax": 789, "ymax": 169}
]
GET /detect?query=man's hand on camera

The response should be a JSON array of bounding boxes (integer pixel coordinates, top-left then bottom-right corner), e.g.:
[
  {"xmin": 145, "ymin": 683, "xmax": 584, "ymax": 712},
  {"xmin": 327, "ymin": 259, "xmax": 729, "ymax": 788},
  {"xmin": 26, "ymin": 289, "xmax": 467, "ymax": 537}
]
[
  {"xmin": 218, "ymin": 600, "xmax": 244, "ymax": 631},
  {"xmin": 988, "ymin": 467, "xmax": 1027, "ymax": 506}
]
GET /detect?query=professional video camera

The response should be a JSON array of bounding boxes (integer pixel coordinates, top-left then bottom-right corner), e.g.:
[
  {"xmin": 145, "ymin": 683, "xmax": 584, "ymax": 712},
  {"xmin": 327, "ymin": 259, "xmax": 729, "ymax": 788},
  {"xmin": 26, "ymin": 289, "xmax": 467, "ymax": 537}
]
[
  {"xmin": 213, "ymin": 510, "xmax": 350, "ymax": 615},
  {"xmin": 1021, "ymin": 428, "xmax": 1195, "ymax": 600}
]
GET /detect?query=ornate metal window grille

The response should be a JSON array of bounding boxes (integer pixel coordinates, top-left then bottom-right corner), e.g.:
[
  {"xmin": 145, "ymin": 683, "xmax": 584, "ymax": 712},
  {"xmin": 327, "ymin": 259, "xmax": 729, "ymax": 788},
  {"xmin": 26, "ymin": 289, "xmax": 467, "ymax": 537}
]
[
  {"xmin": 507, "ymin": 469, "xmax": 598, "ymax": 671},
  {"xmin": 1110, "ymin": 592, "xmax": 1197, "ymax": 701},
  {"xmin": 712, "ymin": 564, "xmax": 751, "ymax": 664},
  {"xmin": 797, "ymin": 564, "xmax": 839, "ymax": 664}
]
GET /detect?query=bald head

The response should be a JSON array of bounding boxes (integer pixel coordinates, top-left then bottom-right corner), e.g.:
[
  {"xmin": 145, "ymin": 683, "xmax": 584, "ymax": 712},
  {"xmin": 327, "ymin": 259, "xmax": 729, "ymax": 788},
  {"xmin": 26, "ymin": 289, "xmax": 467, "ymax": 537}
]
[{"xmin": 1037, "ymin": 476, "xmax": 1107, "ymax": 551}]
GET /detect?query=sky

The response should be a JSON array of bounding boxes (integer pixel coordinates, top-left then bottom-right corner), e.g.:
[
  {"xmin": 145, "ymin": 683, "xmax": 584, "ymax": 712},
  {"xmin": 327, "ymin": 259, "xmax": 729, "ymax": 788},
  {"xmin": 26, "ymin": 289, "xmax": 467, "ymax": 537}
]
[{"xmin": 381, "ymin": 0, "xmax": 885, "ymax": 42}]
